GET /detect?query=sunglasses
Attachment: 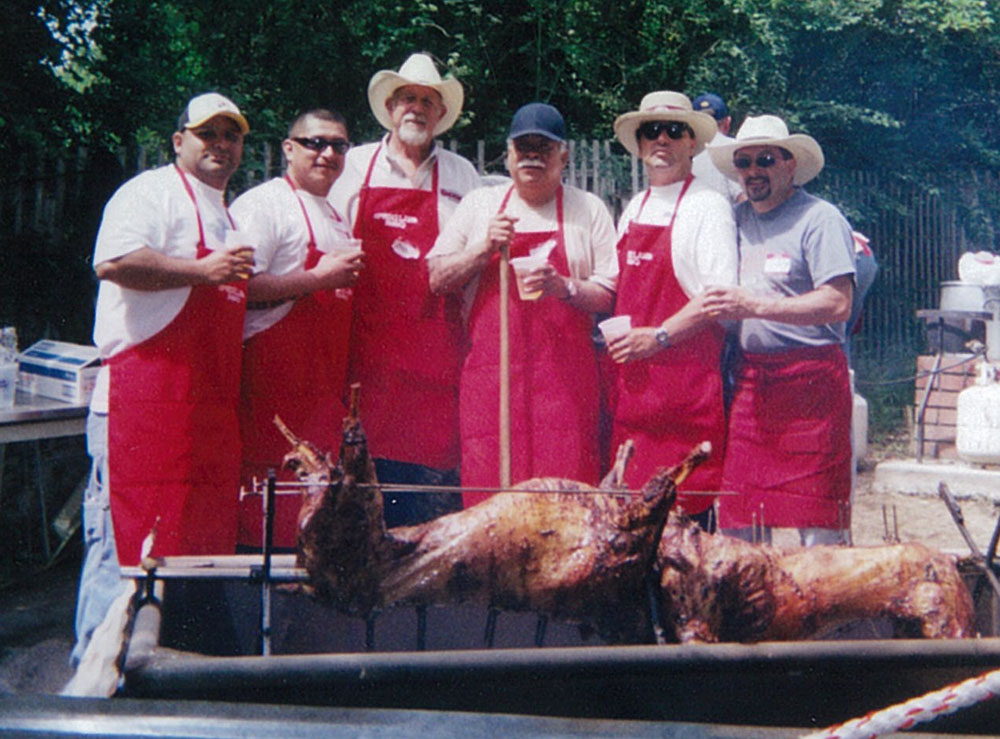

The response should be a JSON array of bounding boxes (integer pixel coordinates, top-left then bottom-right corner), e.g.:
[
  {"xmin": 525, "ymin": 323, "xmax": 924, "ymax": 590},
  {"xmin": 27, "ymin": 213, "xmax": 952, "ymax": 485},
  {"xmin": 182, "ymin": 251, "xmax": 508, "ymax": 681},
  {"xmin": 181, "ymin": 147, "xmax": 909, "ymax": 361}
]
[
  {"xmin": 733, "ymin": 151, "xmax": 788, "ymax": 170},
  {"xmin": 637, "ymin": 121, "xmax": 690, "ymax": 141},
  {"xmin": 513, "ymin": 137, "xmax": 560, "ymax": 155},
  {"xmin": 292, "ymin": 137, "xmax": 351, "ymax": 154}
]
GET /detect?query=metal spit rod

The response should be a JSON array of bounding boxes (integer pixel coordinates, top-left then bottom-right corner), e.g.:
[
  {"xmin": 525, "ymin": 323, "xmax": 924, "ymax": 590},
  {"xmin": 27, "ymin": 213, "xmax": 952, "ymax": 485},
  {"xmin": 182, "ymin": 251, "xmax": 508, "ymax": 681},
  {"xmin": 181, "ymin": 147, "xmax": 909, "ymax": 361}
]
[{"xmin": 239, "ymin": 481, "xmax": 731, "ymax": 499}]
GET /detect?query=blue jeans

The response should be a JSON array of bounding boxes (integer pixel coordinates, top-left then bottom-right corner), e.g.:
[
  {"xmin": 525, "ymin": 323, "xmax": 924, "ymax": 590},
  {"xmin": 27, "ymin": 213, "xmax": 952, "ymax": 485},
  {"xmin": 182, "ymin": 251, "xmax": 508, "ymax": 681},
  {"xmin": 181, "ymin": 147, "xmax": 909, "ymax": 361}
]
[
  {"xmin": 70, "ymin": 411, "xmax": 127, "ymax": 667},
  {"xmin": 375, "ymin": 458, "xmax": 462, "ymax": 528}
]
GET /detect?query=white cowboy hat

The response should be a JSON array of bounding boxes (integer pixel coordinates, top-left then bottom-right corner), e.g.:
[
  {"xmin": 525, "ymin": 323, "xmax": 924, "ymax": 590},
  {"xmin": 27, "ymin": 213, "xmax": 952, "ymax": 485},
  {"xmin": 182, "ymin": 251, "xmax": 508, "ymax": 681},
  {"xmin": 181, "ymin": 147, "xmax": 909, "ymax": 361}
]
[
  {"xmin": 709, "ymin": 114, "xmax": 825, "ymax": 185},
  {"xmin": 367, "ymin": 53, "xmax": 464, "ymax": 137},
  {"xmin": 613, "ymin": 91, "xmax": 718, "ymax": 157}
]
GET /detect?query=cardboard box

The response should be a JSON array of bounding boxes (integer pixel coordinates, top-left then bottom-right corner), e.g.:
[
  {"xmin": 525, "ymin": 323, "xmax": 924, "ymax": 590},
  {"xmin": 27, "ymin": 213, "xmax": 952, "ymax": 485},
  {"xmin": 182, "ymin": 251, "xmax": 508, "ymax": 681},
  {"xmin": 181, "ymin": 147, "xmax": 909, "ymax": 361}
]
[{"xmin": 18, "ymin": 340, "xmax": 100, "ymax": 404}]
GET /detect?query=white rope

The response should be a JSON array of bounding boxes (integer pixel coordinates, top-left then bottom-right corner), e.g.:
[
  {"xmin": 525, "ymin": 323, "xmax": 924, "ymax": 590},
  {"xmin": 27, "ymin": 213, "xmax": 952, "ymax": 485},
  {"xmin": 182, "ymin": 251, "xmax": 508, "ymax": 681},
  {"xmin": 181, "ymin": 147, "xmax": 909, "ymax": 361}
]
[{"xmin": 802, "ymin": 666, "xmax": 1000, "ymax": 739}]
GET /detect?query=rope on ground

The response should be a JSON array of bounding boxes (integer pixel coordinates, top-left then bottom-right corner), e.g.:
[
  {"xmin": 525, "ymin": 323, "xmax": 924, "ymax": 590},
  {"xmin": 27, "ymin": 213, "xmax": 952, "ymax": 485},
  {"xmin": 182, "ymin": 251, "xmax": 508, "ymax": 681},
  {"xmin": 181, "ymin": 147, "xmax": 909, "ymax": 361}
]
[{"xmin": 801, "ymin": 666, "xmax": 1000, "ymax": 739}]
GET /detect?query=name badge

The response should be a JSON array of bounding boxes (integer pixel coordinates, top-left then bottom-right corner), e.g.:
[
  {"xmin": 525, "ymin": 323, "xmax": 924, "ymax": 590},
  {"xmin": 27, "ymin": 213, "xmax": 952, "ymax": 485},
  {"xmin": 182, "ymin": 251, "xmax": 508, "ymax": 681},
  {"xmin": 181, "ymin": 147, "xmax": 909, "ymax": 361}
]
[{"xmin": 764, "ymin": 252, "xmax": 792, "ymax": 275}]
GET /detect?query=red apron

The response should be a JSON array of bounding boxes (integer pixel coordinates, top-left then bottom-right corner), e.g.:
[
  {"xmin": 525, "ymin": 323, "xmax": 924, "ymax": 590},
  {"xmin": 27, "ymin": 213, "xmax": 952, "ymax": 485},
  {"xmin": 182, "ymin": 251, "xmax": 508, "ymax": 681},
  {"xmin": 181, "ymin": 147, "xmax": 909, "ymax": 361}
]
[
  {"xmin": 610, "ymin": 177, "xmax": 726, "ymax": 515},
  {"xmin": 108, "ymin": 165, "xmax": 245, "ymax": 566},
  {"xmin": 237, "ymin": 177, "xmax": 352, "ymax": 548},
  {"xmin": 461, "ymin": 186, "xmax": 601, "ymax": 507},
  {"xmin": 718, "ymin": 344, "xmax": 851, "ymax": 530},
  {"xmin": 348, "ymin": 146, "xmax": 463, "ymax": 469}
]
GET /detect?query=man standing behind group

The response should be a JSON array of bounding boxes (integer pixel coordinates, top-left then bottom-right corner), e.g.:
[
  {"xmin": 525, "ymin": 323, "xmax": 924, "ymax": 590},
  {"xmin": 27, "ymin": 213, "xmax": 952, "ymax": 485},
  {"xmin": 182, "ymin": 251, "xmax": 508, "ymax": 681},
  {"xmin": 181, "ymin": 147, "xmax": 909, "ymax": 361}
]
[
  {"xmin": 329, "ymin": 53, "xmax": 480, "ymax": 526},
  {"xmin": 428, "ymin": 103, "xmax": 617, "ymax": 506},
  {"xmin": 606, "ymin": 91, "xmax": 736, "ymax": 529},
  {"xmin": 704, "ymin": 115, "xmax": 856, "ymax": 546},
  {"xmin": 690, "ymin": 93, "xmax": 743, "ymax": 206},
  {"xmin": 231, "ymin": 109, "xmax": 363, "ymax": 549},
  {"xmin": 73, "ymin": 93, "xmax": 252, "ymax": 666}
]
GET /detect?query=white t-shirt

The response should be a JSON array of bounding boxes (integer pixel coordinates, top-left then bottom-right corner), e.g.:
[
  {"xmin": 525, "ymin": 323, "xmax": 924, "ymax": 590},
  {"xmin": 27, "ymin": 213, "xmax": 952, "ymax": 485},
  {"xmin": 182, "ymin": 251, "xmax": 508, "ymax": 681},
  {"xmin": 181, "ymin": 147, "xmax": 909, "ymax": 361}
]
[
  {"xmin": 428, "ymin": 183, "xmax": 619, "ymax": 313},
  {"xmin": 90, "ymin": 165, "xmax": 236, "ymax": 413},
  {"xmin": 691, "ymin": 131, "xmax": 743, "ymax": 205},
  {"xmin": 327, "ymin": 135, "xmax": 482, "ymax": 230},
  {"xmin": 616, "ymin": 177, "xmax": 738, "ymax": 298},
  {"xmin": 230, "ymin": 177, "xmax": 354, "ymax": 339}
]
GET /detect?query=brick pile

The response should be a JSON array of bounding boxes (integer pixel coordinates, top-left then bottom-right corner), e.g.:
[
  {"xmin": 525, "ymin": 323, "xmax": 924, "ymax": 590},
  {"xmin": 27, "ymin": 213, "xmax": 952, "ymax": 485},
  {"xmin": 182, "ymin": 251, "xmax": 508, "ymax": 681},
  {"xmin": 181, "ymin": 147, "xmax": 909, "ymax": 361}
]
[{"xmin": 913, "ymin": 354, "xmax": 981, "ymax": 459}]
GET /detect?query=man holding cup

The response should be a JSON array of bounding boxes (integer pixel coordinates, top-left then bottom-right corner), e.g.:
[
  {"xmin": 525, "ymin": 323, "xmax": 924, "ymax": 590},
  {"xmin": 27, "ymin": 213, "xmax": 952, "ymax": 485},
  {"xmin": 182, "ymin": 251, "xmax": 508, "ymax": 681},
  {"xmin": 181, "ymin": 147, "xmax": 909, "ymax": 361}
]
[
  {"xmin": 606, "ymin": 91, "xmax": 737, "ymax": 529},
  {"xmin": 428, "ymin": 103, "xmax": 617, "ymax": 505},
  {"xmin": 73, "ymin": 93, "xmax": 252, "ymax": 666},
  {"xmin": 230, "ymin": 109, "xmax": 363, "ymax": 549}
]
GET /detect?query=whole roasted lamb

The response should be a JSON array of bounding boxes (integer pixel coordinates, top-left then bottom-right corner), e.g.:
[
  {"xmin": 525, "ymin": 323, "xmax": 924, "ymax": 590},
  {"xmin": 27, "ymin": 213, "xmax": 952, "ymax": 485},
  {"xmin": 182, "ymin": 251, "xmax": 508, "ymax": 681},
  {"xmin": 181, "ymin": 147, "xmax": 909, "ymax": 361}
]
[
  {"xmin": 280, "ymin": 387, "xmax": 708, "ymax": 642},
  {"xmin": 656, "ymin": 511, "xmax": 976, "ymax": 643}
]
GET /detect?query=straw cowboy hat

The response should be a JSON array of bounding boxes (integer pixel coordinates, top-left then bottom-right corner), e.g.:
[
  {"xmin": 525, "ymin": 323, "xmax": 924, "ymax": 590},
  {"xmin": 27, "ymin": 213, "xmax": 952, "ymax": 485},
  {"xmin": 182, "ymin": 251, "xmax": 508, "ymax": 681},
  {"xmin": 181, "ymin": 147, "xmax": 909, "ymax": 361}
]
[
  {"xmin": 613, "ymin": 91, "xmax": 718, "ymax": 157},
  {"xmin": 709, "ymin": 114, "xmax": 825, "ymax": 185},
  {"xmin": 367, "ymin": 53, "xmax": 464, "ymax": 136}
]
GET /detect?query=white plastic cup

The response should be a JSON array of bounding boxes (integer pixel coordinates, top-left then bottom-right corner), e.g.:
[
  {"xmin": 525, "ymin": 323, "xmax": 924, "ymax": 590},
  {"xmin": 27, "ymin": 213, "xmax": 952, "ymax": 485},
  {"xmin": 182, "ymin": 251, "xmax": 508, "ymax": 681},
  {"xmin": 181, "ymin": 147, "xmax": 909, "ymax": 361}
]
[
  {"xmin": 509, "ymin": 255, "xmax": 547, "ymax": 300},
  {"xmin": 331, "ymin": 237, "xmax": 363, "ymax": 256},
  {"xmin": 598, "ymin": 315, "xmax": 632, "ymax": 342},
  {"xmin": 0, "ymin": 363, "xmax": 17, "ymax": 408}
]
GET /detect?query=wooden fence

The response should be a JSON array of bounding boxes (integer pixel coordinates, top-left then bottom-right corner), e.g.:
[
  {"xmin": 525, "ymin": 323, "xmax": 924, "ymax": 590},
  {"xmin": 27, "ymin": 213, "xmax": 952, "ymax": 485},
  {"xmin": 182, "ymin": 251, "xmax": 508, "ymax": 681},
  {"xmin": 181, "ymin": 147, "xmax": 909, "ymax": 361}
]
[{"xmin": 0, "ymin": 140, "xmax": 992, "ymax": 368}]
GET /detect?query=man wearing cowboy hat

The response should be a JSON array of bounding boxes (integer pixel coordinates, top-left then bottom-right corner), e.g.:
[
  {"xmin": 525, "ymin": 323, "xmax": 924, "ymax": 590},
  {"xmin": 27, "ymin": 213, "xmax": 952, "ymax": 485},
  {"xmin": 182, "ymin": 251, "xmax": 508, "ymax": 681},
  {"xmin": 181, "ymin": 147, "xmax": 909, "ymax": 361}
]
[
  {"xmin": 605, "ymin": 91, "xmax": 737, "ymax": 530},
  {"xmin": 230, "ymin": 108, "xmax": 363, "ymax": 550},
  {"xmin": 427, "ymin": 102, "xmax": 617, "ymax": 505},
  {"xmin": 328, "ymin": 53, "xmax": 480, "ymax": 527},
  {"xmin": 72, "ymin": 92, "xmax": 253, "ymax": 667},
  {"xmin": 703, "ymin": 114, "xmax": 856, "ymax": 547}
]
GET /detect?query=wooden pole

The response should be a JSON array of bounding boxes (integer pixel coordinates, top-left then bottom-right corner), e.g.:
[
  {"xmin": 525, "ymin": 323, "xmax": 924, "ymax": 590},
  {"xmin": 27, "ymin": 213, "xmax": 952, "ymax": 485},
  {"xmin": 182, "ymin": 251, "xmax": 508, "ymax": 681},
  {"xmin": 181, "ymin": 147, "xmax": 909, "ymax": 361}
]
[{"xmin": 499, "ymin": 244, "xmax": 511, "ymax": 488}]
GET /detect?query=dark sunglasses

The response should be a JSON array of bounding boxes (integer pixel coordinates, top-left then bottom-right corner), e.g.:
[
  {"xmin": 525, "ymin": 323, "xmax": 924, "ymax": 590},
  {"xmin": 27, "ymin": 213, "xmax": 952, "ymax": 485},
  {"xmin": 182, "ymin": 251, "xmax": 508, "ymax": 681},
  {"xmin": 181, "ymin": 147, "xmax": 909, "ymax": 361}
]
[
  {"xmin": 637, "ymin": 120, "xmax": 691, "ymax": 141},
  {"xmin": 733, "ymin": 151, "xmax": 788, "ymax": 169},
  {"xmin": 292, "ymin": 136, "xmax": 350, "ymax": 154}
]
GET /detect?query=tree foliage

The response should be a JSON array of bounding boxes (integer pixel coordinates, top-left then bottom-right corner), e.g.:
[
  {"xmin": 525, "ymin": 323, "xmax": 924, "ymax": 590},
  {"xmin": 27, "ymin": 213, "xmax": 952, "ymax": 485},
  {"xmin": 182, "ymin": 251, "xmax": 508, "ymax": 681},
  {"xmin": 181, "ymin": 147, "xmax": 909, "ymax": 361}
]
[{"xmin": 10, "ymin": 0, "xmax": 1000, "ymax": 234}]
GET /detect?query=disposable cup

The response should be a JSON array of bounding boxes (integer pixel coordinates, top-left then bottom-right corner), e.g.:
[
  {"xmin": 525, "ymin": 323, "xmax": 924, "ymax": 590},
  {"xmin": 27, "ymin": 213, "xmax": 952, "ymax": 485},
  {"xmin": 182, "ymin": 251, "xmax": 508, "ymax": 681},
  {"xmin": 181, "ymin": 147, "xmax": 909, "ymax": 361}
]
[
  {"xmin": 598, "ymin": 315, "xmax": 632, "ymax": 342},
  {"xmin": 331, "ymin": 237, "xmax": 363, "ymax": 256},
  {"xmin": 509, "ymin": 255, "xmax": 547, "ymax": 301},
  {"xmin": 0, "ymin": 363, "xmax": 17, "ymax": 408}
]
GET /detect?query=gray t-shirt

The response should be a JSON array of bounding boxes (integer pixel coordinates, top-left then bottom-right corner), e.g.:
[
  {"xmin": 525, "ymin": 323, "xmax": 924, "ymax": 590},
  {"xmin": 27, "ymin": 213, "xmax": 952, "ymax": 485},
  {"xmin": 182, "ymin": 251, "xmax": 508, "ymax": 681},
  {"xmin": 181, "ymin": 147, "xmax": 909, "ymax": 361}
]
[{"xmin": 737, "ymin": 188, "xmax": 856, "ymax": 352}]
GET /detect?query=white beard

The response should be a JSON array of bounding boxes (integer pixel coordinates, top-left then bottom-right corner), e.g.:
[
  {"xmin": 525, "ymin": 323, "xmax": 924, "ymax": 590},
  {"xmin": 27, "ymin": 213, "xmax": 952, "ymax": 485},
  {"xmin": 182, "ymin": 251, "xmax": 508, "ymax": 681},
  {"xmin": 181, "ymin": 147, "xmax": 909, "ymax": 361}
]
[{"xmin": 397, "ymin": 120, "xmax": 431, "ymax": 147}]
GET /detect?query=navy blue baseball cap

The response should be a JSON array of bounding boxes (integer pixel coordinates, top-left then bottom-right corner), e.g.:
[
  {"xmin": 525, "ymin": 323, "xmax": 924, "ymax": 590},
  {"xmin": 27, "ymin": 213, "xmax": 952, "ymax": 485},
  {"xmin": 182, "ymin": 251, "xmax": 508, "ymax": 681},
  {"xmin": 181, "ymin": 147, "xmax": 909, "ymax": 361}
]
[
  {"xmin": 692, "ymin": 93, "xmax": 729, "ymax": 121},
  {"xmin": 508, "ymin": 103, "xmax": 565, "ymax": 142}
]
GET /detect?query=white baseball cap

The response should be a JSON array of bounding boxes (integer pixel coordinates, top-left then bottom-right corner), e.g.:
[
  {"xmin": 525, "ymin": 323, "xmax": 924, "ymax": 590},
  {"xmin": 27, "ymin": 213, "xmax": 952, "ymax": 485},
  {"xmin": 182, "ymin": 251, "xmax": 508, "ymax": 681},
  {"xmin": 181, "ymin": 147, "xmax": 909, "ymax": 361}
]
[{"xmin": 177, "ymin": 92, "xmax": 249, "ymax": 134}]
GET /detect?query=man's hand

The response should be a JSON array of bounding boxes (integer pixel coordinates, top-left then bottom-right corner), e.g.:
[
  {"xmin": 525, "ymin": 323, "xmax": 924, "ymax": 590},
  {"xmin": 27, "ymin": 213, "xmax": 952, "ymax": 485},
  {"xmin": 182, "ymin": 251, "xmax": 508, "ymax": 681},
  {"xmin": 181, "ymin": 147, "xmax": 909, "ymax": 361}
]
[
  {"xmin": 702, "ymin": 285, "xmax": 762, "ymax": 321},
  {"xmin": 607, "ymin": 328, "xmax": 663, "ymax": 364},
  {"xmin": 199, "ymin": 246, "xmax": 256, "ymax": 284},
  {"xmin": 311, "ymin": 250, "xmax": 365, "ymax": 290},
  {"xmin": 488, "ymin": 213, "xmax": 518, "ymax": 252}
]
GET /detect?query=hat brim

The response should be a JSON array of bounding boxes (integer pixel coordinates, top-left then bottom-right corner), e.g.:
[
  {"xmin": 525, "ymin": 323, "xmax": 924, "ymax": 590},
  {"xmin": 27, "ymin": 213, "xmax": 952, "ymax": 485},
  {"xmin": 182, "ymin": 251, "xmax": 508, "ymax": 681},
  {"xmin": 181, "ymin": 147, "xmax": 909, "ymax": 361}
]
[
  {"xmin": 708, "ymin": 133, "xmax": 824, "ymax": 185},
  {"xmin": 368, "ymin": 71, "xmax": 464, "ymax": 137},
  {"xmin": 185, "ymin": 110, "xmax": 249, "ymax": 135},
  {"xmin": 613, "ymin": 110, "xmax": 717, "ymax": 157}
]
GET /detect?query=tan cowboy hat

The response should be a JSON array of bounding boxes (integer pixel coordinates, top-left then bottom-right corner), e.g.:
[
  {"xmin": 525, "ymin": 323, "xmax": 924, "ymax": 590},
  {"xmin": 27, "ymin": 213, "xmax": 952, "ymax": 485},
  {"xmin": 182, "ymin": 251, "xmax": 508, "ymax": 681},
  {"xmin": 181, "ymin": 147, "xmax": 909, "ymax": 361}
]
[
  {"xmin": 367, "ymin": 53, "xmax": 464, "ymax": 136},
  {"xmin": 709, "ymin": 114, "xmax": 825, "ymax": 185},
  {"xmin": 613, "ymin": 91, "xmax": 718, "ymax": 157}
]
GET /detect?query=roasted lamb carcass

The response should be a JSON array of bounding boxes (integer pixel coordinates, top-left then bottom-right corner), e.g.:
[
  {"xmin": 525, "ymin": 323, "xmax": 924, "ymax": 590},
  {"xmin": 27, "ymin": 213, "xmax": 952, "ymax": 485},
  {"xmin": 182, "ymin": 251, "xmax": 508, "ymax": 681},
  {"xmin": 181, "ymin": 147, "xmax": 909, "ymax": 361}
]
[
  {"xmin": 656, "ymin": 513, "xmax": 975, "ymax": 643},
  {"xmin": 282, "ymin": 387, "xmax": 709, "ymax": 642}
]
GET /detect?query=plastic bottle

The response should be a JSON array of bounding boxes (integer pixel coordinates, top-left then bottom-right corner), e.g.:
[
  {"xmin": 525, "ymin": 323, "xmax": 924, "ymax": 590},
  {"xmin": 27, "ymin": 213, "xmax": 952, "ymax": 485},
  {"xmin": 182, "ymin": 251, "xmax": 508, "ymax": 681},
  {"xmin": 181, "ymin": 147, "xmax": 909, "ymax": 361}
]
[{"xmin": 956, "ymin": 362, "xmax": 1000, "ymax": 463}]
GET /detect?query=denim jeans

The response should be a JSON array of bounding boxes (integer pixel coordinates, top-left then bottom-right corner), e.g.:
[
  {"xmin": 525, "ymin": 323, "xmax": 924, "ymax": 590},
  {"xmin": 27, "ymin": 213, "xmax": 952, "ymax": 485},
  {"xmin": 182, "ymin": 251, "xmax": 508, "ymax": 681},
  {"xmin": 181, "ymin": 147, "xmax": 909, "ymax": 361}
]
[{"xmin": 70, "ymin": 411, "xmax": 128, "ymax": 667}]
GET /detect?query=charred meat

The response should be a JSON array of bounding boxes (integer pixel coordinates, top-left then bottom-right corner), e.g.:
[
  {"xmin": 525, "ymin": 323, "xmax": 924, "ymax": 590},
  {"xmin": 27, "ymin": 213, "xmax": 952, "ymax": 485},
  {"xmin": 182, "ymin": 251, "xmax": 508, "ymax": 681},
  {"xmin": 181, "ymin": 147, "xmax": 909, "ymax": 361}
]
[{"xmin": 656, "ymin": 513, "xmax": 975, "ymax": 643}]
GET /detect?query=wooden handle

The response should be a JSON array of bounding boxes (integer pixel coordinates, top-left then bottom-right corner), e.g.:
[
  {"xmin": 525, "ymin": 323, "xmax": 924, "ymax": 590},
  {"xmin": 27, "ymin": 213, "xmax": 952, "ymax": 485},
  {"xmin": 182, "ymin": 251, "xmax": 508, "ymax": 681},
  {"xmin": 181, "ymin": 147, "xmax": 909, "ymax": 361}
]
[{"xmin": 499, "ymin": 245, "xmax": 511, "ymax": 489}]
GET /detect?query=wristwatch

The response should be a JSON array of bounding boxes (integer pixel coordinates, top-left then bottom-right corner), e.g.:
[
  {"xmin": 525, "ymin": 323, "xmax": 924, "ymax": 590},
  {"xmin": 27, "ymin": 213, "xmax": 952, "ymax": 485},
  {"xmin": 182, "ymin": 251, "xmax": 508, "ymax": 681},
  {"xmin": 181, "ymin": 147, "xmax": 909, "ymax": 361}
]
[
  {"xmin": 561, "ymin": 277, "xmax": 579, "ymax": 301},
  {"xmin": 654, "ymin": 326, "xmax": 670, "ymax": 348}
]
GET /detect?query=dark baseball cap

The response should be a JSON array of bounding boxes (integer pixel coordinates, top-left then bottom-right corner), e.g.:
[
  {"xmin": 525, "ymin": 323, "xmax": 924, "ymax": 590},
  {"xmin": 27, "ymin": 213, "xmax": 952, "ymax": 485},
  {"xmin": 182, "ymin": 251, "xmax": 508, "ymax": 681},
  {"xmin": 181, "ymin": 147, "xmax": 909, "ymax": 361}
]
[
  {"xmin": 508, "ymin": 102, "xmax": 565, "ymax": 142},
  {"xmin": 692, "ymin": 93, "xmax": 729, "ymax": 121}
]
